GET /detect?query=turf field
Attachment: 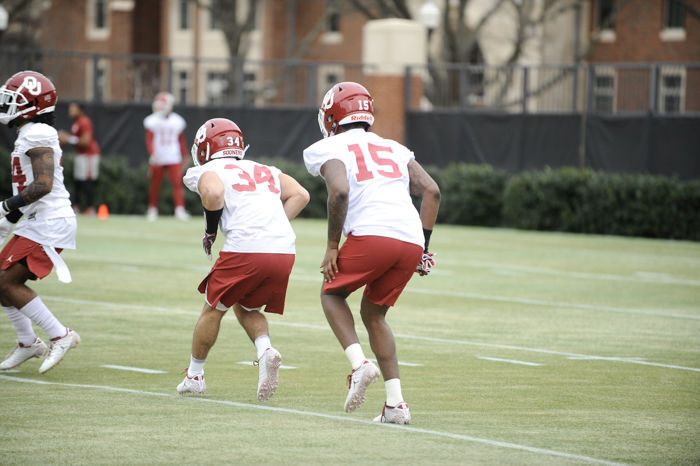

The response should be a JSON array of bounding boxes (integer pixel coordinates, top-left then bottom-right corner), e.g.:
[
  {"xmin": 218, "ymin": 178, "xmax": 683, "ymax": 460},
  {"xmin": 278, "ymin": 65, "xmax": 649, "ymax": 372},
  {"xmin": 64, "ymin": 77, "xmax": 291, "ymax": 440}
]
[{"xmin": 1, "ymin": 216, "xmax": 698, "ymax": 465}]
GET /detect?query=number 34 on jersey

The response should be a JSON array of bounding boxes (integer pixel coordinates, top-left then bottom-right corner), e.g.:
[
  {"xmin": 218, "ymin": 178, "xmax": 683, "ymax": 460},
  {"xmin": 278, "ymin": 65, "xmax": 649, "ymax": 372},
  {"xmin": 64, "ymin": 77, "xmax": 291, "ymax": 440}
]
[{"xmin": 225, "ymin": 162, "xmax": 280, "ymax": 194}]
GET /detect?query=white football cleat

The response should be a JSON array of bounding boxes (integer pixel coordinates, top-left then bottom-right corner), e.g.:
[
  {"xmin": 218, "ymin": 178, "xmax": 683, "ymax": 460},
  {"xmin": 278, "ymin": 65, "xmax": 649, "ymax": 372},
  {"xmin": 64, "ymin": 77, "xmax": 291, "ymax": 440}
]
[
  {"xmin": 373, "ymin": 402, "xmax": 411, "ymax": 425},
  {"xmin": 256, "ymin": 347, "xmax": 281, "ymax": 402},
  {"xmin": 177, "ymin": 371, "xmax": 206, "ymax": 395},
  {"xmin": 174, "ymin": 206, "xmax": 190, "ymax": 221},
  {"xmin": 38, "ymin": 329, "xmax": 80, "ymax": 374},
  {"xmin": 344, "ymin": 359, "xmax": 380, "ymax": 413},
  {"xmin": 0, "ymin": 338, "xmax": 48, "ymax": 370},
  {"xmin": 146, "ymin": 207, "xmax": 158, "ymax": 222}
]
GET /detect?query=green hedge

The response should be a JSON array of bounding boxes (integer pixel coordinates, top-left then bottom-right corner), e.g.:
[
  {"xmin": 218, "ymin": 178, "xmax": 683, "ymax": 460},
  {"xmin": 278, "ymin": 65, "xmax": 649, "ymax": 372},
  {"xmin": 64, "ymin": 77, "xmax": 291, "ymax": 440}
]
[{"xmin": 1, "ymin": 146, "xmax": 698, "ymax": 240}]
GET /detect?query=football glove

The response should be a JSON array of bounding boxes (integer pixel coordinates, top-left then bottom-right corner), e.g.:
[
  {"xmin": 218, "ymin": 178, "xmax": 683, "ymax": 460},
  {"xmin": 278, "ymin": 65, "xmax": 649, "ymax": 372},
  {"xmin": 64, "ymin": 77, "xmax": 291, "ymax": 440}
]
[
  {"xmin": 0, "ymin": 217, "xmax": 13, "ymax": 244},
  {"xmin": 202, "ymin": 232, "xmax": 217, "ymax": 261},
  {"xmin": 416, "ymin": 251, "xmax": 435, "ymax": 276}
]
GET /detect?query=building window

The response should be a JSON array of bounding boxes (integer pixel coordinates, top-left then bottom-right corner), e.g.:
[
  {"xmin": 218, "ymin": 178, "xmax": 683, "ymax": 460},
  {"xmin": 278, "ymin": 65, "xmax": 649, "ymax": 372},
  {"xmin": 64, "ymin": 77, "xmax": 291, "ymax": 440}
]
[
  {"xmin": 243, "ymin": 71, "xmax": 257, "ymax": 105},
  {"xmin": 179, "ymin": 0, "xmax": 190, "ymax": 30},
  {"xmin": 177, "ymin": 70, "xmax": 189, "ymax": 104},
  {"xmin": 86, "ymin": 58, "xmax": 109, "ymax": 101},
  {"xmin": 321, "ymin": 0, "xmax": 342, "ymax": 45},
  {"xmin": 318, "ymin": 65, "xmax": 344, "ymax": 101},
  {"xmin": 597, "ymin": 0, "xmax": 615, "ymax": 29},
  {"xmin": 86, "ymin": 0, "xmax": 110, "ymax": 40},
  {"xmin": 592, "ymin": 71, "xmax": 615, "ymax": 113},
  {"xmin": 665, "ymin": 0, "xmax": 685, "ymax": 28},
  {"xmin": 658, "ymin": 68, "xmax": 685, "ymax": 114},
  {"xmin": 207, "ymin": 71, "xmax": 228, "ymax": 104}
]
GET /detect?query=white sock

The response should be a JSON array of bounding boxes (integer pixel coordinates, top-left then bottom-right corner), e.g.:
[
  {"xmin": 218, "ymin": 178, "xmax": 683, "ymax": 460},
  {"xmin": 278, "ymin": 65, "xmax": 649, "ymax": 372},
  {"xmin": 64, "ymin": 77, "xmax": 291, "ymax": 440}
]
[
  {"xmin": 385, "ymin": 378, "xmax": 404, "ymax": 407},
  {"xmin": 254, "ymin": 335, "xmax": 271, "ymax": 359},
  {"xmin": 4, "ymin": 305, "xmax": 37, "ymax": 346},
  {"xmin": 188, "ymin": 356, "xmax": 206, "ymax": 377},
  {"xmin": 344, "ymin": 343, "xmax": 366, "ymax": 370},
  {"xmin": 19, "ymin": 297, "xmax": 67, "ymax": 340}
]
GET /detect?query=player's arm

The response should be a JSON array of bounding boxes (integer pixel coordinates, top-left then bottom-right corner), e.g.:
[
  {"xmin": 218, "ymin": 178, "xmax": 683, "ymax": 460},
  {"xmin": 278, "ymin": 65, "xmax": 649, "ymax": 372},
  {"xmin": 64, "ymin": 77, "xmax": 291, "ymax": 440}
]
[
  {"xmin": 179, "ymin": 132, "xmax": 189, "ymax": 172},
  {"xmin": 197, "ymin": 171, "xmax": 225, "ymax": 260},
  {"xmin": 408, "ymin": 159, "xmax": 440, "ymax": 275},
  {"xmin": 279, "ymin": 173, "xmax": 310, "ymax": 221},
  {"xmin": 319, "ymin": 159, "xmax": 349, "ymax": 283},
  {"xmin": 0, "ymin": 147, "xmax": 55, "ymax": 219},
  {"xmin": 145, "ymin": 130, "xmax": 154, "ymax": 156}
]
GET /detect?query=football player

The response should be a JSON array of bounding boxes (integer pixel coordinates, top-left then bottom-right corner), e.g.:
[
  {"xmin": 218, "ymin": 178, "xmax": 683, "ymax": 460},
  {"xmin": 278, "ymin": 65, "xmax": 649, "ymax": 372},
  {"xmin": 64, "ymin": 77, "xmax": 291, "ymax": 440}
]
[
  {"xmin": 143, "ymin": 92, "xmax": 190, "ymax": 221},
  {"xmin": 303, "ymin": 82, "xmax": 440, "ymax": 424},
  {"xmin": 0, "ymin": 70, "xmax": 80, "ymax": 373},
  {"xmin": 177, "ymin": 118, "xmax": 309, "ymax": 400}
]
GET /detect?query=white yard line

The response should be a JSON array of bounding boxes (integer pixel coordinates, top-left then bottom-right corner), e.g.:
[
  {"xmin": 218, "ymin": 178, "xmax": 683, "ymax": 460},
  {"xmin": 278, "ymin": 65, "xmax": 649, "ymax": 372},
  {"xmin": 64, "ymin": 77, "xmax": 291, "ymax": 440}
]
[
  {"xmin": 0, "ymin": 374, "xmax": 625, "ymax": 466},
  {"xmin": 368, "ymin": 358, "xmax": 423, "ymax": 367},
  {"xmin": 100, "ymin": 365, "xmax": 167, "ymax": 374},
  {"xmin": 235, "ymin": 361, "xmax": 297, "ymax": 369},
  {"xmin": 40, "ymin": 296, "xmax": 700, "ymax": 373},
  {"xmin": 477, "ymin": 356, "xmax": 542, "ymax": 367}
]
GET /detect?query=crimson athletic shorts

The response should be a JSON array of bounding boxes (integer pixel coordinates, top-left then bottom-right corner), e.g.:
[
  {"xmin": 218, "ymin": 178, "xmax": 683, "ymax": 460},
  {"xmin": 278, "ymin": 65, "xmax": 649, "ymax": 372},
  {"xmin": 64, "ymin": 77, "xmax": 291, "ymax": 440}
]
[
  {"xmin": 323, "ymin": 234, "xmax": 423, "ymax": 307},
  {"xmin": 198, "ymin": 252, "xmax": 295, "ymax": 314},
  {"xmin": 0, "ymin": 235, "xmax": 63, "ymax": 280}
]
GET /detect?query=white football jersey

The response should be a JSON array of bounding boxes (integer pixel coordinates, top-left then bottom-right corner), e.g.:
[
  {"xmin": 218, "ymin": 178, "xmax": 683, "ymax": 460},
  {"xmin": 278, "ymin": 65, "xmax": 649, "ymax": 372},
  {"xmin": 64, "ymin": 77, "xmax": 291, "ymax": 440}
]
[
  {"xmin": 304, "ymin": 128, "xmax": 423, "ymax": 247},
  {"xmin": 11, "ymin": 122, "xmax": 76, "ymax": 248},
  {"xmin": 184, "ymin": 159, "xmax": 296, "ymax": 254},
  {"xmin": 144, "ymin": 112, "xmax": 186, "ymax": 165}
]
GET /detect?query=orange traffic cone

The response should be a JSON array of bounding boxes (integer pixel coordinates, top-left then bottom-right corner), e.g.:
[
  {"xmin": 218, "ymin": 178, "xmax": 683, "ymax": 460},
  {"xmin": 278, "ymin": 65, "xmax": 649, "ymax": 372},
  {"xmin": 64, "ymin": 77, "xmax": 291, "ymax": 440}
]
[{"xmin": 97, "ymin": 204, "xmax": 109, "ymax": 220}]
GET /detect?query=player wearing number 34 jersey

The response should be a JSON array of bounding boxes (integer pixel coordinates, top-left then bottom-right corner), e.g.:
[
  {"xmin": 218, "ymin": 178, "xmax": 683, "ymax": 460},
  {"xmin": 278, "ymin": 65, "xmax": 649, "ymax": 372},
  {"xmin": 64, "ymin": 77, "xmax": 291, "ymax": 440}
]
[
  {"xmin": 177, "ymin": 118, "xmax": 309, "ymax": 401},
  {"xmin": 304, "ymin": 82, "xmax": 441, "ymax": 425}
]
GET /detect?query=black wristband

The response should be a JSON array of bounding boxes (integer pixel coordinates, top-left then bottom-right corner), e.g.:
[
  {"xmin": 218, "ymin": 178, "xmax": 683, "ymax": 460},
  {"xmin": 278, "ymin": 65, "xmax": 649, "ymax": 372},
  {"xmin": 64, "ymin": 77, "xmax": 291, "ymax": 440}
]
[
  {"xmin": 6, "ymin": 209, "xmax": 23, "ymax": 224},
  {"xmin": 3, "ymin": 194, "xmax": 27, "ymax": 212},
  {"xmin": 423, "ymin": 228, "xmax": 432, "ymax": 252},
  {"xmin": 204, "ymin": 207, "xmax": 223, "ymax": 235}
]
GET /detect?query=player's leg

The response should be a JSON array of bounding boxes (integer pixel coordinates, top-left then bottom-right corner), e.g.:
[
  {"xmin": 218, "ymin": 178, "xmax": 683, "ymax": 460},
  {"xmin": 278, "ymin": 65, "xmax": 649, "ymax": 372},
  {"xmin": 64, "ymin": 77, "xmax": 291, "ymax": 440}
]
[
  {"xmin": 0, "ymin": 294, "xmax": 47, "ymax": 369},
  {"xmin": 147, "ymin": 165, "xmax": 165, "ymax": 220},
  {"xmin": 322, "ymin": 288, "xmax": 381, "ymax": 412},
  {"xmin": 232, "ymin": 303, "xmax": 281, "ymax": 401},
  {"xmin": 167, "ymin": 164, "xmax": 189, "ymax": 220},
  {"xmin": 177, "ymin": 303, "xmax": 224, "ymax": 395},
  {"xmin": 0, "ymin": 262, "xmax": 78, "ymax": 373}
]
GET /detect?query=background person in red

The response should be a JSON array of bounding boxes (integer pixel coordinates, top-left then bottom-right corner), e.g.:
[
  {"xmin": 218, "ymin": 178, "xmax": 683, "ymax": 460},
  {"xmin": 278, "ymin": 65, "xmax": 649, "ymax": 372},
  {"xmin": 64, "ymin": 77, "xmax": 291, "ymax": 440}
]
[
  {"xmin": 58, "ymin": 102, "xmax": 100, "ymax": 216},
  {"xmin": 144, "ymin": 92, "xmax": 190, "ymax": 221}
]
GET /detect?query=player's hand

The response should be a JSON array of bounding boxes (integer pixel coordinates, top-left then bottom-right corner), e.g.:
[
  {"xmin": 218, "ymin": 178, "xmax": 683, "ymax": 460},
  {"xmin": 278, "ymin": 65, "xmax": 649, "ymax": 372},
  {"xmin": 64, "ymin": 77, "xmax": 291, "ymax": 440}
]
[
  {"xmin": 202, "ymin": 232, "xmax": 216, "ymax": 261},
  {"xmin": 320, "ymin": 246, "xmax": 339, "ymax": 283},
  {"xmin": 416, "ymin": 251, "xmax": 435, "ymax": 276},
  {"xmin": 0, "ymin": 218, "xmax": 13, "ymax": 244}
]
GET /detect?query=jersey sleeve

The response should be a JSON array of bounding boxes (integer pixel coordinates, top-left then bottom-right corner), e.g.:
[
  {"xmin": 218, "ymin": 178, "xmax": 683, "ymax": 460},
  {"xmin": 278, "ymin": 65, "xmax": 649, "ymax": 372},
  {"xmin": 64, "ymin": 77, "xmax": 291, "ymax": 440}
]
[
  {"xmin": 143, "ymin": 114, "xmax": 155, "ymax": 131},
  {"xmin": 24, "ymin": 123, "xmax": 59, "ymax": 149},
  {"xmin": 303, "ymin": 139, "xmax": 344, "ymax": 177},
  {"xmin": 175, "ymin": 113, "xmax": 186, "ymax": 132},
  {"xmin": 183, "ymin": 166, "xmax": 204, "ymax": 193}
]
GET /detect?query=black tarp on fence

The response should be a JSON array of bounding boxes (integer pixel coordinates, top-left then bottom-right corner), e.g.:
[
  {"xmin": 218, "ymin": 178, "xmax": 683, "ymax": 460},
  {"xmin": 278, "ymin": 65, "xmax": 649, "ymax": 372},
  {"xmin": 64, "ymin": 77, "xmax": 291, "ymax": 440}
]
[{"xmin": 406, "ymin": 112, "xmax": 700, "ymax": 179}]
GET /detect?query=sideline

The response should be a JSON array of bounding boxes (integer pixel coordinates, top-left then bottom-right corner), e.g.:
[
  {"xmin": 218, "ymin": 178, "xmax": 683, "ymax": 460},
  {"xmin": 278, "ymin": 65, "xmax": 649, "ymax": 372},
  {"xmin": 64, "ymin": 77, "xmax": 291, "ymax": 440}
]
[{"xmin": 0, "ymin": 374, "xmax": 626, "ymax": 466}]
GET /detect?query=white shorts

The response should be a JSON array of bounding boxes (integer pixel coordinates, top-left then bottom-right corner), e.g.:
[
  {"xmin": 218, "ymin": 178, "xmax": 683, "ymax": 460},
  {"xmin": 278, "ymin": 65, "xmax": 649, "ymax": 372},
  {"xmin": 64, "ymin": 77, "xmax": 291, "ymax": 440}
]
[{"xmin": 74, "ymin": 154, "xmax": 100, "ymax": 181}]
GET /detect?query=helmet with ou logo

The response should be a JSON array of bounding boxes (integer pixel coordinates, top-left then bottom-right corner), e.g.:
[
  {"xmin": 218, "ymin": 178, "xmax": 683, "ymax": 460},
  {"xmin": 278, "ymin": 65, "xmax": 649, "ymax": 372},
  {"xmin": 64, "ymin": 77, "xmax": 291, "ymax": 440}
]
[
  {"xmin": 0, "ymin": 70, "xmax": 57, "ymax": 126},
  {"xmin": 191, "ymin": 118, "xmax": 250, "ymax": 166},
  {"xmin": 152, "ymin": 91, "xmax": 175, "ymax": 117},
  {"xmin": 317, "ymin": 81, "xmax": 374, "ymax": 138}
]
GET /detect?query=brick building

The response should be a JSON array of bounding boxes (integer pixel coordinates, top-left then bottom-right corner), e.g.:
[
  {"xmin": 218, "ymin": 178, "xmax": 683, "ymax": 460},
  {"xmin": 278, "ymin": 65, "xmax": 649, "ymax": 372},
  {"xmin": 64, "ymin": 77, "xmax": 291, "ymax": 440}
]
[{"xmin": 587, "ymin": 0, "xmax": 700, "ymax": 113}]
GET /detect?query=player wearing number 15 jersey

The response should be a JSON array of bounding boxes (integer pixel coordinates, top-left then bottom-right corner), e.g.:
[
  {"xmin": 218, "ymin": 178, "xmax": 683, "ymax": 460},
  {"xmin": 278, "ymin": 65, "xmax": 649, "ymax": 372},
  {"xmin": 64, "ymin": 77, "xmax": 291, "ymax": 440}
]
[
  {"xmin": 0, "ymin": 70, "xmax": 80, "ymax": 374},
  {"xmin": 303, "ymin": 82, "xmax": 441, "ymax": 424},
  {"xmin": 177, "ymin": 118, "xmax": 309, "ymax": 400}
]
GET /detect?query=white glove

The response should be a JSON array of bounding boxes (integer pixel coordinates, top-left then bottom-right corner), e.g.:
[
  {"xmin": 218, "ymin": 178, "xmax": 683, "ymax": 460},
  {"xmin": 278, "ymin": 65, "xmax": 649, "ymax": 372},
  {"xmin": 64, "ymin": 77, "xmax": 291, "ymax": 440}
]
[
  {"xmin": 0, "ymin": 201, "xmax": 9, "ymax": 220},
  {"xmin": 0, "ymin": 217, "xmax": 15, "ymax": 244},
  {"xmin": 416, "ymin": 252, "xmax": 435, "ymax": 276}
]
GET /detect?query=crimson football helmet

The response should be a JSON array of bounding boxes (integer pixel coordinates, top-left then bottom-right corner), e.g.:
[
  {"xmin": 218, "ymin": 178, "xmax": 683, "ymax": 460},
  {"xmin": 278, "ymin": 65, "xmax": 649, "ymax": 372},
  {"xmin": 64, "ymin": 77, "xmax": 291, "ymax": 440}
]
[
  {"xmin": 0, "ymin": 70, "xmax": 57, "ymax": 125},
  {"xmin": 191, "ymin": 118, "xmax": 249, "ymax": 166},
  {"xmin": 318, "ymin": 82, "xmax": 374, "ymax": 138},
  {"xmin": 152, "ymin": 91, "xmax": 174, "ymax": 117}
]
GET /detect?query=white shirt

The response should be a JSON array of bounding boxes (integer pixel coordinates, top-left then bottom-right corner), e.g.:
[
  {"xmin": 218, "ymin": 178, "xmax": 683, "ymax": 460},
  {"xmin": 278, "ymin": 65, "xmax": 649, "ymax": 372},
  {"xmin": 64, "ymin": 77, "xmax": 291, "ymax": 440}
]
[
  {"xmin": 303, "ymin": 128, "xmax": 424, "ymax": 247},
  {"xmin": 144, "ymin": 112, "xmax": 186, "ymax": 165},
  {"xmin": 184, "ymin": 158, "xmax": 296, "ymax": 254},
  {"xmin": 11, "ymin": 122, "xmax": 76, "ymax": 248}
]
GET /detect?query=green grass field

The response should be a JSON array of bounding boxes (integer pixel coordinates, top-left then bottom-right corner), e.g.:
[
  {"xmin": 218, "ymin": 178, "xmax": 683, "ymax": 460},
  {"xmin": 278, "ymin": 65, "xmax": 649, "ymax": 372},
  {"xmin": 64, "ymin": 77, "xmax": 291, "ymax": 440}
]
[{"xmin": 1, "ymin": 216, "xmax": 698, "ymax": 465}]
